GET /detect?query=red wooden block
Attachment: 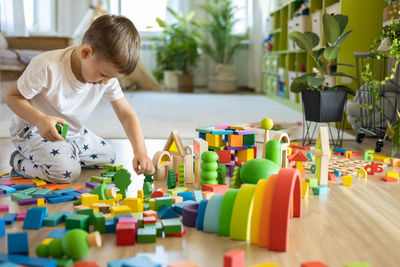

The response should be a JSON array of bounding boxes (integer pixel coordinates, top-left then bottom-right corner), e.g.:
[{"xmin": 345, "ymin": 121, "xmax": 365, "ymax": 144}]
[
  {"xmin": 216, "ymin": 150, "xmax": 231, "ymax": 163},
  {"xmin": 289, "ymin": 144, "xmax": 310, "ymax": 150},
  {"xmin": 328, "ymin": 173, "xmax": 336, "ymax": 181},
  {"xmin": 151, "ymin": 188, "xmax": 167, "ymax": 198},
  {"xmin": 301, "ymin": 261, "xmax": 328, "ymax": 267},
  {"xmin": 0, "ymin": 204, "xmax": 9, "ymax": 212},
  {"xmin": 165, "ymin": 228, "xmax": 186, "ymax": 237},
  {"xmin": 381, "ymin": 177, "xmax": 399, "ymax": 182},
  {"xmin": 223, "ymin": 249, "xmax": 245, "ymax": 267},
  {"xmin": 116, "ymin": 223, "xmax": 136, "ymax": 246},
  {"xmin": 333, "ymin": 151, "xmax": 341, "ymax": 155},
  {"xmin": 143, "ymin": 216, "xmax": 156, "ymax": 224},
  {"xmin": 202, "ymin": 184, "xmax": 229, "ymax": 194},
  {"xmin": 352, "ymin": 152, "xmax": 362, "ymax": 157},
  {"xmin": 74, "ymin": 261, "xmax": 100, "ymax": 267},
  {"xmin": 168, "ymin": 260, "xmax": 199, "ymax": 267}
]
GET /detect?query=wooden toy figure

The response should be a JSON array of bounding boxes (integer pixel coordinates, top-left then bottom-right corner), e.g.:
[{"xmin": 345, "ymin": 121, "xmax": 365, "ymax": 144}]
[
  {"xmin": 200, "ymin": 151, "xmax": 219, "ymax": 186},
  {"xmin": 113, "ymin": 168, "xmax": 131, "ymax": 198},
  {"xmin": 261, "ymin": 118, "xmax": 274, "ymax": 159},
  {"xmin": 217, "ymin": 164, "xmax": 227, "ymax": 185},
  {"xmin": 143, "ymin": 174, "xmax": 154, "ymax": 199}
]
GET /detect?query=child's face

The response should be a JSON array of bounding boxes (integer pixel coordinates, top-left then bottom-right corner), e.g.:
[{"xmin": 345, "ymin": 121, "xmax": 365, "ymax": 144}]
[{"xmin": 80, "ymin": 46, "xmax": 124, "ymax": 84}]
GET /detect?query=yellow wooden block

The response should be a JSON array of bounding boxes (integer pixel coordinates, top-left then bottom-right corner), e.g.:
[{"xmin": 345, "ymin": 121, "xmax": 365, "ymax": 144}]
[
  {"xmin": 137, "ymin": 190, "xmax": 144, "ymax": 199},
  {"xmin": 123, "ymin": 198, "xmax": 144, "ymax": 213},
  {"xmin": 248, "ymin": 264, "xmax": 279, "ymax": 267},
  {"xmin": 250, "ymin": 179, "xmax": 267, "ymax": 244},
  {"xmin": 301, "ymin": 181, "xmax": 309, "ymax": 199},
  {"xmin": 230, "ymin": 184, "xmax": 256, "ymax": 241},
  {"xmin": 81, "ymin": 193, "xmax": 99, "ymax": 207},
  {"xmin": 0, "ymin": 172, "xmax": 9, "ymax": 176},
  {"xmin": 385, "ymin": 171, "xmax": 399, "ymax": 179},
  {"xmin": 357, "ymin": 168, "xmax": 368, "ymax": 178},
  {"xmin": 32, "ymin": 179, "xmax": 47, "ymax": 186},
  {"xmin": 238, "ymin": 149, "xmax": 254, "ymax": 162},
  {"xmin": 111, "ymin": 205, "xmax": 132, "ymax": 216},
  {"xmin": 206, "ymin": 133, "xmax": 222, "ymax": 147},
  {"xmin": 104, "ymin": 213, "xmax": 113, "ymax": 220},
  {"xmin": 37, "ymin": 198, "xmax": 45, "ymax": 207},
  {"xmin": 96, "ymin": 199, "xmax": 115, "ymax": 206},
  {"xmin": 343, "ymin": 175, "xmax": 352, "ymax": 186},
  {"xmin": 372, "ymin": 153, "xmax": 390, "ymax": 163},
  {"xmin": 115, "ymin": 193, "xmax": 123, "ymax": 202},
  {"xmin": 41, "ymin": 238, "xmax": 53, "ymax": 245}
]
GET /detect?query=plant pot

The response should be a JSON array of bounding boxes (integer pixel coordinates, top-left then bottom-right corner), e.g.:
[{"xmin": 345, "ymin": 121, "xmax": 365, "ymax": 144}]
[
  {"xmin": 178, "ymin": 74, "xmax": 194, "ymax": 93},
  {"xmin": 301, "ymin": 90, "xmax": 348, "ymax": 122},
  {"xmin": 164, "ymin": 70, "xmax": 181, "ymax": 91},
  {"xmin": 209, "ymin": 64, "xmax": 237, "ymax": 92}
]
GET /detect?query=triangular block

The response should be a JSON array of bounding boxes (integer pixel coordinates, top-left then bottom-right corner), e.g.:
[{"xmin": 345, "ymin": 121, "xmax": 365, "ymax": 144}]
[{"xmin": 158, "ymin": 204, "xmax": 179, "ymax": 219}]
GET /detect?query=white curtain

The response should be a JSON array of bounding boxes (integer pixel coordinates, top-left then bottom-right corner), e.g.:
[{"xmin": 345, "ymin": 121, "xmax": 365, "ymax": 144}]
[
  {"xmin": 0, "ymin": 0, "xmax": 27, "ymax": 35},
  {"xmin": 247, "ymin": 0, "xmax": 273, "ymax": 92}
]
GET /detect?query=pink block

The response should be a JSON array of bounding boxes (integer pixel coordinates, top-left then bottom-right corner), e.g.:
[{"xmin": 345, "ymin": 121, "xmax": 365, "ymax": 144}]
[
  {"xmin": 16, "ymin": 209, "xmax": 28, "ymax": 221},
  {"xmin": 118, "ymin": 217, "xmax": 138, "ymax": 229},
  {"xmin": 0, "ymin": 204, "xmax": 9, "ymax": 212}
]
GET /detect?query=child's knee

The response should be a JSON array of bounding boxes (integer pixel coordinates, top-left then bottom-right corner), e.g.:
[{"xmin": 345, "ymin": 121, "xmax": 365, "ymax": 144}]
[{"xmin": 46, "ymin": 159, "xmax": 81, "ymax": 183}]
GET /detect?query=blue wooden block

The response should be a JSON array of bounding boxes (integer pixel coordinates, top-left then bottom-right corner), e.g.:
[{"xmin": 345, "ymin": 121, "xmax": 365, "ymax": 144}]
[
  {"xmin": 3, "ymin": 213, "xmax": 18, "ymax": 225},
  {"xmin": 157, "ymin": 205, "xmax": 179, "ymax": 220},
  {"xmin": 332, "ymin": 148, "xmax": 348, "ymax": 154},
  {"xmin": 0, "ymin": 260, "xmax": 20, "ymax": 266},
  {"xmin": 7, "ymin": 232, "xmax": 28, "ymax": 255},
  {"xmin": 121, "ymin": 256, "xmax": 161, "ymax": 267},
  {"xmin": 0, "ymin": 185, "xmax": 16, "ymax": 194},
  {"xmin": 177, "ymin": 192, "xmax": 194, "ymax": 201},
  {"xmin": 11, "ymin": 185, "xmax": 35, "ymax": 190},
  {"xmin": 62, "ymin": 191, "xmax": 81, "ymax": 198},
  {"xmin": 105, "ymin": 220, "xmax": 115, "ymax": 233},
  {"xmin": 23, "ymin": 207, "xmax": 48, "ymax": 230},
  {"xmin": 333, "ymin": 169, "xmax": 341, "ymax": 177},
  {"xmin": 196, "ymin": 199, "xmax": 208, "ymax": 231},
  {"xmin": 47, "ymin": 195, "xmax": 75, "ymax": 204},
  {"xmin": 47, "ymin": 229, "xmax": 69, "ymax": 239},
  {"xmin": 0, "ymin": 254, "xmax": 57, "ymax": 267},
  {"xmin": 193, "ymin": 190, "xmax": 203, "ymax": 202},
  {"xmin": 313, "ymin": 186, "xmax": 330, "ymax": 196},
  {"xmin": 0, "ymin": 218, "xmax": 5, "ymax": 237},
  {"xmin": 33, "ymin": 194, "xmax": 59, "ymax": 199},
  {"xmin": 172, "ymin": 200, "xmax": 196, "ymax": 215},
  {"xmin": 51, "ymin": 188, "xmax": 77, "ymax": 195}
]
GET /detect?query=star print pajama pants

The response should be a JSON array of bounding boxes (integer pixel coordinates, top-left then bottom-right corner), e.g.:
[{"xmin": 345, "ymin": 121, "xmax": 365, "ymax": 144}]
[{"xmin": 9, "ymin": 124, "xmax": 116, "ymax": 183}]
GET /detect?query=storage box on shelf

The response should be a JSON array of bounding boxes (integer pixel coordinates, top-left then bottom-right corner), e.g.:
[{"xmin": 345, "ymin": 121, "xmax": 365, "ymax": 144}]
[{"xmin": 288, "ymin": 15, "xmax": 309, "ymax": 50}]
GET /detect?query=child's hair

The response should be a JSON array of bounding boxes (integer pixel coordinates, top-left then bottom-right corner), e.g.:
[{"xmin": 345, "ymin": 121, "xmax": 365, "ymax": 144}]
[{"xmin": 82, "ymin": 15, "xmax": 141, "ymax": 75}]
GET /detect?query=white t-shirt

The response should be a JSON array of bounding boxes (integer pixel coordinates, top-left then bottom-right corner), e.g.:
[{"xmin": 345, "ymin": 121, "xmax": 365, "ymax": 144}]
[{"xmin": 13, "ymin": 46, "xmax": 124, "ymax": 138}]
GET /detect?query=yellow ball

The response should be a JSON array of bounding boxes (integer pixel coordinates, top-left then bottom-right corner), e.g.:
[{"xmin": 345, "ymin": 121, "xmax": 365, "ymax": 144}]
[{"xmin": 261, "ymin": 118, "xmax": 273, "ymax": 130}]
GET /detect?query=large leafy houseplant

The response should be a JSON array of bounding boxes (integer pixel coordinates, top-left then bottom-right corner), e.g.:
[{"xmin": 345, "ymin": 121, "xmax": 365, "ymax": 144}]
[
  {"xmin": 153, "ymin": 8, "xmax": 201, "ymax": 91},
  {"xmin": 198, "ymin": 0, "xmax": 247, "ymax": 92}
]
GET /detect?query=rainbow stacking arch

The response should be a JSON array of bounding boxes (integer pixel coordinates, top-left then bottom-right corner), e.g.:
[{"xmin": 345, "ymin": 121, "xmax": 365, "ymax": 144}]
[{"xmin": 194, "ymin": 168, "xmax": 302, "ymax": 252}]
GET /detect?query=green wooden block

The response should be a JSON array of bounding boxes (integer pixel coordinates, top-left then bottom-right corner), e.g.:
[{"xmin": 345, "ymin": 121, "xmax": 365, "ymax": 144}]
[
  {"xmin": 11, "ymin": 192, "xmax": 32, "ymax": 200},
  {"xmin": 243, "ymin": 134, "xmax": 255, "ymax": 146},
  {"xmin": 102, "ymin": 164, "xmax": 114, "ymax": 170},
  {"xmin": 162, "ymin": 219, "xmax": 182, "ymax": 234},
  {"xmin": 93, "ymin": 212, "xmax": 105, "ymax": 234},
  {"xmin": 65, "ymin": 214, "xmax": 90, "ymax": 232},
  {"xmin": 20, "ymin": 187, "xmax": 39, "ymax": 195},
  {"xmin": 131, "ymin": 212, "xmax": 143, "ymax": 228},
  {"xmin": 101, "ymin": 171, "xmax": 115, "ymax": 178},
  {"xmin": 167, "ymin": 187, "xmax": 189, "ymax": 196},
  {"xmin": 143, "ymin": 203, "xmax": 149, "ymax": 211},
  {"xmin": 155, "ymin": 197, "xmax": 172, "ymax": 211},
  {"xmin": 73, "ymin": 198, "xmax": 82, "ymax": 206},
  {"xmin": 90, "ymin": 176, "xmax": 104, "ymax": 183},
  {"xmin": 306, "ymin": 177, "xmax": 318, "ymax": 188},
  {"xmin": 44, "ymin": 212, "xmax": 68, "ymax": 226},
  {"xmin": 56, "ymin": 258, "xmax": 74, "ymax": 267},
  {"xmin": 149, "ymin": 199, "xmax": 156, "ymax": 211},
  {"xmin": 56, "ymin": 124, "xmax": 68, "ymax": 139},
  {"xmin": 156, "ymin": 222, "xmax": 163, "ymax": 237},
  {"xmin": 32, "ymin": 188, "xmax": 51, "ymax": 197},
  {"xmin": 137, "ymin": 228, "xmax": 156, "ymax": 243},
  {"xmin": 76, "ymin": 209, "xmax": 94, "ymax": 225},
  {"xmin": 345, "ymin": 263, "xmax": 371, "ymax": 267}
]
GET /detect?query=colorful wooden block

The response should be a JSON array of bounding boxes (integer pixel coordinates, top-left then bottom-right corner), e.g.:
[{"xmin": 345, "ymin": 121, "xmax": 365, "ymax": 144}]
[
  {"xmin": 65, "ymin": 214, "xmax": 90, "ymax": 231},
  {"xmin": 301, "ymin": 181, "xmax": 309, "ymax": 199},
  {"xmin": 385, "ymin": 171, "xmax": 399, "ymax": 179},
  {"xmin": 8, "ymin": 232, "xmax": 29, "ymax": 255},
  {"xmin": 223, "ymin": 249, "xmax": 245, "ymax": 267},
  {"xmin": 23, "ymin": 207, "xmax": 48, "ymax": 230},
  {"xmin": 237, "ymin": 149, "xmax": 254, "ymax": 162},
  {"xmin": 44, "ymin": 212, "xmax": 68, "ymax": 227},
  {"xmin": 343, "ymin": 175, "xmax": 352, "ymax": 186},
  {"xmin": 123, "ymin": 198, "xmax": 143, "ymax": 213},
  {"xmin": 0, "ymin": 204, "xmax": 9, "ymax": 212},
  {"xmin": 110, "ymin": 205, "xmax": 132, "ymax": 216},
  {"xmin": 206, "ymin": 133, "xmax": 222, "ymax": 147},
  {"xmin": 218, "ymin": 189, "xmax": 239, "ymax": 236},
  {"xmin": 116, "ymin": 223, "xmax": 136, "ymax": 246},
  {"xmin": 228, "ymin": 135, "xmax": 243, "ymax": 147},
  {"xmin": 0, "ymin": 218, "xmax": 5, "ymax": 237},
  {"xmin": 137, "ymin": 228, "xmax": 156, "ymax": 243},
  {"xmin": 162, "ymin": 219, "xmax": 182, "ymax": 234},
  {"xmin": 216, "ymin": 150, "xmax": 231, "ymax": 163}
]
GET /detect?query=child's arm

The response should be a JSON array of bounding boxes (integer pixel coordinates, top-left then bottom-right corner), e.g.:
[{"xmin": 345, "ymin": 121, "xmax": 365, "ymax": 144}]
[
  {"xmin": 111, "ymin": 97, "xmax": 155, "ymax": 175},
  {"xmin": 5, "ymin": 83, "xmax": 65, "ymax": 142}
]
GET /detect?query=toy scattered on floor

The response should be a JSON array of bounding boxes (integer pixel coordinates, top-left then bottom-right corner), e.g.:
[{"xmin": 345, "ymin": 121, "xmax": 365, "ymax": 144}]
[
  {"xmin": 113, "ymin": 168, "xmax": 131, "ymax": 198},
  {"xmin": 143, "ymin": 174, "xmax": 154, "ymax": 199},
  {"xmin": 56, "ymin": 123, "xmax": 69, "ymax": 139}
]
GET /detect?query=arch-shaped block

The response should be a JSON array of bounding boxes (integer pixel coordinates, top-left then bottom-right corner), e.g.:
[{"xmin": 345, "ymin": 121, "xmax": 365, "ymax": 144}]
[
  {"xmin": 230, "ymin": 184, "xmax": 257, "ymax": 241},
  {"xmin": 203, "ymin": 194, "xmax": 224, "ymax": 233},
  {"xmin": 218, "ymin": 188, "xmax": 239, "ymax": 236},
  {"xmin": 250, "ymin": 179, "xmax": 268, "ymax": 244},
  {"xmin": 196, "ymin": 199, "xmax": 208, "ymax": 231},
  {"xmin": 257, "ymin": 174, "xmax": 277, "ymax": 248},
  {"xmin": 268, "ymin": 168, "xmax": 302, "ymax": 252}
]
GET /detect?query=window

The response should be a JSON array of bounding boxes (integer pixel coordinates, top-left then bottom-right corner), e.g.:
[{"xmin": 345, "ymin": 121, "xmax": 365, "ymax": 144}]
[
  {"xmin": 232, "ymin": 0, "xmax": 249, "ymax": 35},
  {"xmin": 24, "ymin": 0, "xmax": 56, "ymax": 34}
]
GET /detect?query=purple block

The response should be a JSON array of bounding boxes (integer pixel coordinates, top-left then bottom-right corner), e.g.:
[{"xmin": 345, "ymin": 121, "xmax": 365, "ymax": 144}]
[
  {"xmin": 227, "ymin": 146, "xmax": 248, "ymax": 150},
  {"xmin": 76, "ymin": 189, "xmax": 90, "ymax": 194},
  {"xmin": 182, "ymin": 202, "xmax": 199, "ymax": 227},
  {"xmin": 18, "ymin": 198, "xmax": 38, "ymax": 206},
  {"xmin": 0, "ymin": 190, "xmax": 4, "ymax": 195},
  {"xmin": 108, "ymin": 183, "xmax": 117, "ymax": 188},
  {"xmin": 235, "ymin": 130, "xmax": 255, "ymax": 135},
  {"xmin": 85, "ymin": 181, "xmax": 100, "ymax": 189},
  {"xmin": 0, "ymin": 204, "xmax": 9, "ymax": 212}
]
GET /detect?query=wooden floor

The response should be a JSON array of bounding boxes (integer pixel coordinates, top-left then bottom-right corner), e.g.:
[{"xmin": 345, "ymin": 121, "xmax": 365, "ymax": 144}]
[{"xmin": 1, "ymin": 137, "xmax": 400, "ymax": 267}]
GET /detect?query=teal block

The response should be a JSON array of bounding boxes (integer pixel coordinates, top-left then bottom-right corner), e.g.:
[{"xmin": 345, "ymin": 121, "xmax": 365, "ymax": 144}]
[
  {"xmin": 65, "ymin": 214, "xmax": 89, "ymax": 231},
  {"xmin": 157, "ymin": 205, "xmax": 179, "ymax": 219},
  {"xmin": 203, "ymin": 194, "xmax": 224, "ymax": 233},
  {"xmin": 193, "ymin": 190, "xmax": 203, "ymax": 202},
  {"xmin": 43, "ymin": 212, "xmax": 68, "ymax": 226},
  {"xmin": 172, "ymin": 200, "xmax": 196, "ymax": 215}
]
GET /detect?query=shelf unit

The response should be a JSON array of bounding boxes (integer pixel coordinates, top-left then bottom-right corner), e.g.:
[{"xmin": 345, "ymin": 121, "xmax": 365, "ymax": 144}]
[{"xmin": 264, "ymin": 0, "xmax": 387, "ymax": 108}]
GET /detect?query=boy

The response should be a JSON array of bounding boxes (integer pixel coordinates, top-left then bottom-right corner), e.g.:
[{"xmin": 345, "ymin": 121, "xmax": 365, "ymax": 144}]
[{"xmin": 5, "ymin": 15, "xmax": 154, "ymax": 183}]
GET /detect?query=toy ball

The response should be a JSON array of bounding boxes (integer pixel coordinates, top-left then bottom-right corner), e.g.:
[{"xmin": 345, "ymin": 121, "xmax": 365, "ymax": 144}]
[{"xmin": 261, "ymin": 118, "xmax": 274, "ymax": 130}]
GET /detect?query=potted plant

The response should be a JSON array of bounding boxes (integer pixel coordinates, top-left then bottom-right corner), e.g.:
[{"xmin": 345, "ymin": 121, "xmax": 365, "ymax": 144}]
[
  {"xmin": 154, "ymin": 8, "xmax": 201, "ymax": 92},
  {"xmin": 288, "ymin": 13, "xmax": 356, "ymax": 122},
  {"xmin": 198, "ymin": 0, "xmax": 247, "ymax": 92}
]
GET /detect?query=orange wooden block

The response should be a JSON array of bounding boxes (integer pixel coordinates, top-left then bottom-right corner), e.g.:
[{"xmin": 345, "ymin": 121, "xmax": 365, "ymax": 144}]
[
  {"xmin": 258, "ymin": 174, "xmax": 277, "ymax": 248},
  {"xmin": 202, "ymin": 191, "xmax": 214, "ymax": 200},
  {"xmin": 143, "ymin": 210, "xmax": 157, "ymax": 219},
  {"xmin": 13, "ymin": 179, "xmax": 35, "ymax": 185},
  {"xmin": 74, "ymin": 261, "xmax": 100, "ymax": 267},
  {"xmin": 74, "ymin": 205, "xmax": 90, "ymax": 211},
  {"xmin": 228, "ymin": 135, "xmax": 243, "ymax": 147},
  {"xmin": 390, "ymin": 158, "xmax": 400, "ymax": 167},
  {"xmin": 10, "ymin": 176, "xmax": 24, "ymax": 180},
  {"xmin": 301, "ymin": 261, "xmax": 328, "ymax": 267},
  {"xmin": 382, "ymin": 177, "xmax": 399, "ymax": 182},
  {"xmin": 202, "ymin": 184, "xmax": 229, "ymax": 194},
  {"xmin": 223, "ymin": 249, "xmax": 245, "ymax": 267},
  {"xmin": 168, "ymin": 260, "xmax": 199, "ymax": 267},
  {"xmin": 171, "ymin": 196, "xmax": 183, "ymax": 203}
]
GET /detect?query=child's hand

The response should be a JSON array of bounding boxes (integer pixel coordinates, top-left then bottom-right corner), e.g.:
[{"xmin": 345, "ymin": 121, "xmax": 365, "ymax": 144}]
[
  {"xmin": 36, "ymin": 115, "xmax": 65, "ymax": 142},
  {"xmin": 132, "ymin": 153, "xmax": 155, "ymax": 175}
]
